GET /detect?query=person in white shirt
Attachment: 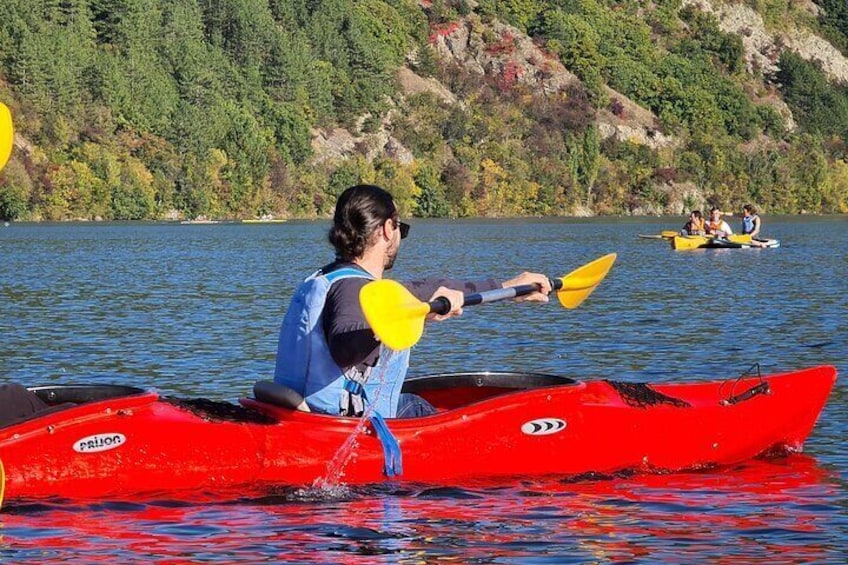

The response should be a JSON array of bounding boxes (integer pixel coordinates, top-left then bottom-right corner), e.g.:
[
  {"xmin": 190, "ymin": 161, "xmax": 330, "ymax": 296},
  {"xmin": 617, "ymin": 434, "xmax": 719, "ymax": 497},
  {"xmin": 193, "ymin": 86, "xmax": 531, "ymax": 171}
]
[{"xmin": 705, "ymin": 208, "xmax": 732, "ymax": 238}]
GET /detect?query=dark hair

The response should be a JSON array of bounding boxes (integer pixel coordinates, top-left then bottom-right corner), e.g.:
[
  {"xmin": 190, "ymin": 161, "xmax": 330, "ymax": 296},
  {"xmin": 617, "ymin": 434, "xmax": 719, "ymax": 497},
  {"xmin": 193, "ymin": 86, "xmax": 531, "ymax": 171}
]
[
  {"xmin": 743, "ymin": 204, "xmax": 756, "ymax": 214},
  {"xmin": 691, "ymin": 210, "xmax": 702, "ymax": 219},
  {"xmin": 328, "ymin": 184, "xmax": 397, "ymax": 260}
]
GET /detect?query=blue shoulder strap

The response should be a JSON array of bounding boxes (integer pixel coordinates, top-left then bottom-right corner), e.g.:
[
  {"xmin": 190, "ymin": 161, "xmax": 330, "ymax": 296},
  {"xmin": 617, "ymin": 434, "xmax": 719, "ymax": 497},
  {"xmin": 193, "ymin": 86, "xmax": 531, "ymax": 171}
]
[{"xmin": 324, "ymin": 266, "xmax": 373, "ymax": 283}]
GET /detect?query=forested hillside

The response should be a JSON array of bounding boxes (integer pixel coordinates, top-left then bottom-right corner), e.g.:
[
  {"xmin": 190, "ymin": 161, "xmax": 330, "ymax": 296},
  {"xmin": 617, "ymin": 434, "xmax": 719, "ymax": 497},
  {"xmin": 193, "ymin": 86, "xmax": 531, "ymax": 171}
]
[{"xmin": 1, "ymin": 0, "xmax": 848, "ymax": 221}]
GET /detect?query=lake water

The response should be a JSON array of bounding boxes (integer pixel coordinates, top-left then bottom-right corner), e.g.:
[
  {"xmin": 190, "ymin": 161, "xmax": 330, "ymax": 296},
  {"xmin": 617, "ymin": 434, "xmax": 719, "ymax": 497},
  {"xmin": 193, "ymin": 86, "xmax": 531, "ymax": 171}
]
[{"xmin": 1, "ymin": 216, "xmax": 846, "ymax": 562}]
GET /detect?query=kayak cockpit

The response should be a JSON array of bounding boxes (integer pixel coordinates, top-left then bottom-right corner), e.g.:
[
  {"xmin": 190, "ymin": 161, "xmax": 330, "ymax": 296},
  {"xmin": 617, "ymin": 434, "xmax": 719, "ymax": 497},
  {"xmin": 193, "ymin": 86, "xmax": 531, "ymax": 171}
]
[
  {"xmin": 250, "ymin": 371, "xmax": 579, "ymax": 416},
  {"xmin": 24, "ymin": 384, "xmax": 150, "ymax": 421},
  {"xmin": 403, "ymin": 371, "xmax": 578, "ymax": 411},
  {"xmin": 0, "ymin": 384, "xmax": 157, "ymax": 431}
]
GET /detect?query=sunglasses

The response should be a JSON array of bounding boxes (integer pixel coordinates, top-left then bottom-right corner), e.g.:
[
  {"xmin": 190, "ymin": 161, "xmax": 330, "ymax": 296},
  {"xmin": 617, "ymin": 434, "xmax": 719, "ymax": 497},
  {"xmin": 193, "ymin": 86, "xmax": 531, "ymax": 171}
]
[{"xmin": 399, "ymin": 221, "xmax": 410, "ymax": 239}]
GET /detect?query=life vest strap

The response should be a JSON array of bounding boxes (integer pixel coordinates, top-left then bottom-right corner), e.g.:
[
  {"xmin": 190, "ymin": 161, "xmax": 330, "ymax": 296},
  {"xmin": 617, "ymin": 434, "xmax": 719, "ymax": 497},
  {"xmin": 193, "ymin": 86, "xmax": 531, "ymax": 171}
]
[
  {"xmin": 343, "ymin": 379, "xmax": 403, "ymax": 476},
  {"xmin": 368, "ymin": 412, "xmax": 403, "ymax": 477},
  {"xmin": 343, "ymin": 379, "xmax": 364, "ymax": 397}
]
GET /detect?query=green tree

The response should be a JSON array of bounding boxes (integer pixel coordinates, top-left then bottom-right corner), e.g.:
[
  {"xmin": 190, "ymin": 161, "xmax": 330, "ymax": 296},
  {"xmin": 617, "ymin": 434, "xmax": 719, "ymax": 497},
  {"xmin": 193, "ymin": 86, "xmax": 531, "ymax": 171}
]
[
  {"xmin": 0, "ymin": 159, "xmax": 32, "ymax": 220},
  {"xmin": 111, "ymin": 158, "xmax": 156, "ymax": 219},
  {"xmin": 413, "ymin": 163, "xmax": 449, "ymax": 217},
  {"xmin": 776, "ymin": 51, "xmax": 848, "ymax": 137}
]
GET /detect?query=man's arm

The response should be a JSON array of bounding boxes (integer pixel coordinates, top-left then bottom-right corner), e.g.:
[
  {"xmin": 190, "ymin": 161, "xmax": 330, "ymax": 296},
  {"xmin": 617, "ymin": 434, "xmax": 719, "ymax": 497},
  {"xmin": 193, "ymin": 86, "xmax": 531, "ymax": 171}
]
[
  {"xmin": 404, "ymin": 277, "xmax": 500, "ymax": 301},
  {"xmin": 323, "ymin": 278, "xmax": 380, "ymax": 370},
  {"xmin": 323, "ymin": 276, "xmax": 510, "ymax": 368}
]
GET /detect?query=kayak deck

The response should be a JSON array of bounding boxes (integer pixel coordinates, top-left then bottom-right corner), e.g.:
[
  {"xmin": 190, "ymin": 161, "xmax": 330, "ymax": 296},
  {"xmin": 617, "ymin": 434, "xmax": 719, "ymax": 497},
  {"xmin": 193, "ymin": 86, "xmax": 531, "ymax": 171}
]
[{"xmin": 0, "ymin": 365, "xmax": 836, "ymax": 504}]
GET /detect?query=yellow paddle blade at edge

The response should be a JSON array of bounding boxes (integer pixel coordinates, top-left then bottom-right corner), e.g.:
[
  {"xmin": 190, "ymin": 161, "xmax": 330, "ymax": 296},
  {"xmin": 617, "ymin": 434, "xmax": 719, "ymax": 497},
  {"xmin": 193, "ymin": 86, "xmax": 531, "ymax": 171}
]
[
  {"xmin": 554, "ymin": 253, "xmax": 617, "ymax": 309},
  {"xmin": 360, "ymin": 278, "xmax": 431, "ymax": 351},
  {"xmin": 0, "ymin": 457, "xmax": 5, "ymax": 510},
  {"xmin": 0, "ymin": 102, "xmax": 13, "ymax": 172},
  {"xmin": 660, "ymin": 230, "xmax": 678, "ymax": 239}
]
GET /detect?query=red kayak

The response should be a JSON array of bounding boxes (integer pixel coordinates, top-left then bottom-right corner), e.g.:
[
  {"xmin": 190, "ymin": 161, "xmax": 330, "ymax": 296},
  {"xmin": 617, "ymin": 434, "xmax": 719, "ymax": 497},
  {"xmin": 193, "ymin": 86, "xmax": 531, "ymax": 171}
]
[{"xmin": 0, "ymin": 365, "xmax": 836, "ymax": 504}]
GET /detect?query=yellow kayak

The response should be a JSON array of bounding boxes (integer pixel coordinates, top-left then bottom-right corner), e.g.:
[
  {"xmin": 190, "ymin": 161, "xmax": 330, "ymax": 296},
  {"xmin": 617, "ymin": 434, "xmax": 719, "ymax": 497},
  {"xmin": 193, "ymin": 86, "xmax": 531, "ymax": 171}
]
[{"xmin": 671, "ymin": 234, "xmax": 780, "ymax": 250}]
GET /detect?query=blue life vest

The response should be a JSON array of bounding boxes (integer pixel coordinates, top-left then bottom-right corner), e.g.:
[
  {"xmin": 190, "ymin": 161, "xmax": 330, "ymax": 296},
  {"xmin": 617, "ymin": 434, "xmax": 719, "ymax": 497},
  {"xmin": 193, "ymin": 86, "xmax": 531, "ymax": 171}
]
[
  {"xmin": 274, "ymin": 267, "xmax": 411, "ymax": 418},
  {"xmin": 742, "ymin": 214, "xmax": 758, "ymax": 235}
]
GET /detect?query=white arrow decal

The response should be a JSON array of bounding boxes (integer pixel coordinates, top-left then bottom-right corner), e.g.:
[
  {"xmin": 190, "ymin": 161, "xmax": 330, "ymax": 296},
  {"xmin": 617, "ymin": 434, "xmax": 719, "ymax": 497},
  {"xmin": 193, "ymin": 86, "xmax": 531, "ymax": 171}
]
[{"xmin": 521, "ymin": 418, "xmax": 566, "ymax": 436}]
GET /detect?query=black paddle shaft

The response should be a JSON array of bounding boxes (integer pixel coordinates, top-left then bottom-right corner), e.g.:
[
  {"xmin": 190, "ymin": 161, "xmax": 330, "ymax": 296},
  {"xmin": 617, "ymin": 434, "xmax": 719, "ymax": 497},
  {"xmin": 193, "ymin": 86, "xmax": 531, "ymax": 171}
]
[{"xmin": 428, "ymin": 277, "xmax": 561, "ymax": 315}]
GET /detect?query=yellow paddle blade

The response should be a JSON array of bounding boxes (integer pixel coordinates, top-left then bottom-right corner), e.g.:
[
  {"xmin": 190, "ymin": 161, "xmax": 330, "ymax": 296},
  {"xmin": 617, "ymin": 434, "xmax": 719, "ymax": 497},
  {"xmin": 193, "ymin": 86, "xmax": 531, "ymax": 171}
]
[
  {"xmin": 638, "ymin": 231, "xmax": 676, "ymax": 240},
  {"xmin": 360, "ymin": 278, "xmax": 431, "ymax": 351},
  {"xmin": 0, "ymin": 102, "xmax": 12, "ymax": 172},
  {"xmin": 554, "ymin": 253, "xmax": 617, "ymax": 309},
  {"xmin": 728, "ymin": 234, "xmax": 752, "ymax": 244},
  {"xmin": 672, "ymin": 235, "xmax": 707, "ymax": 251}
]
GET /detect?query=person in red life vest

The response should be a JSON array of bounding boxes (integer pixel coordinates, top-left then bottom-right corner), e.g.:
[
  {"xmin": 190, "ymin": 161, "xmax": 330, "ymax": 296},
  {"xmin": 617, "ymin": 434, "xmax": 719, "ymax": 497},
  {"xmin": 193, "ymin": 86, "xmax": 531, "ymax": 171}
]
[
  {"xmin": 705, "ymin": 208, "xmax": 733, "ymax": 238},
  {"xmin": 681, "ymin": 210, "xmax": 705, "ymax": 235}
]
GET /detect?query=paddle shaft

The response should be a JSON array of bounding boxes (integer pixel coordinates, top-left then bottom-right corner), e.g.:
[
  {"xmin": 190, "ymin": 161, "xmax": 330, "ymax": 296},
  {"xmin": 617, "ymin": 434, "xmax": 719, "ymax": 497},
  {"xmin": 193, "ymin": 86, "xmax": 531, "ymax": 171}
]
[{"xmin": 429, "ymin": 278, "xmax": 560, "ymax": 315}]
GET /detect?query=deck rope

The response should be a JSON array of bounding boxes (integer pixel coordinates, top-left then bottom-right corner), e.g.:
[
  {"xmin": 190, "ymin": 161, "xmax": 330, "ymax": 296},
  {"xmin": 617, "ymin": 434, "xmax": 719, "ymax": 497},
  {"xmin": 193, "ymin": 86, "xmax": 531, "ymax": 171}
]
[
  {"xmin": 162, "ymin": 397, "xmax": 276, "ymax": 424},
  {"xmin": 605, "ymin": 381, "xmax": 691, "ymax": 408}
]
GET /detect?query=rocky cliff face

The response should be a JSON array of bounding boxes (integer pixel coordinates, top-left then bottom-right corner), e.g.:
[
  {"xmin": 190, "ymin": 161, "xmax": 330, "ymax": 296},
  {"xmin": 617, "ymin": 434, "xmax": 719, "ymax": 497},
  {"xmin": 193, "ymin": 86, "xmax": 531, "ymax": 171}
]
[
  {"xmin": 688, "ymin": 0, "xmax": 848, "ymax": 82},
  {"xmin": 427, "ymin": 15, "xmax": 678, "ymax": 150},
  {"xmin": 683, "ymin": 0, "xmax": 848, "ymax": 132},
  {"xmin": 309, "ymin": 1, "xmax": 848, "ymax": 214},
  {"xmin": 311, "ymin": 7, "xmax": 677, "ymax": 168}
]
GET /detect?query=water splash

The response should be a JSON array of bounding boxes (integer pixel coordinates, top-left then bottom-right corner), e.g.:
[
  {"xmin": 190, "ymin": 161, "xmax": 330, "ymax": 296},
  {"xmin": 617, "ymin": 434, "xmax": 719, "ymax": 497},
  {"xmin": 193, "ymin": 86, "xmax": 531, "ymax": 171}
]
[{"xmin": 310, "ymin": 354, "xmax": 394, "ymax": 491}]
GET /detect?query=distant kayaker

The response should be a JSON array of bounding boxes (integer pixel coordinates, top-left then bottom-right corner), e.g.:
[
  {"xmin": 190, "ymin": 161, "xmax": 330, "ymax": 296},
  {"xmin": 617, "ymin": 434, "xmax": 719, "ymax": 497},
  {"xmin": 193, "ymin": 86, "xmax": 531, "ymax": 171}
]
[
  {"xmin": 705, "ymin": 208, "xmax": 733, "ymax": 238},
  {"xmin": 741, "ymin": 204, "xmax": 773, "ymax": 248},
  {"xmin": 681, "ymin": 210, "xmax": 705, "ymax": 235},
  {"xmin": 274, "ymin": 184, "xmax": 551, "ymax": 419},
  {"xmin": 741, "ymin": 204, "xmax": 762, "ymax": 237}
]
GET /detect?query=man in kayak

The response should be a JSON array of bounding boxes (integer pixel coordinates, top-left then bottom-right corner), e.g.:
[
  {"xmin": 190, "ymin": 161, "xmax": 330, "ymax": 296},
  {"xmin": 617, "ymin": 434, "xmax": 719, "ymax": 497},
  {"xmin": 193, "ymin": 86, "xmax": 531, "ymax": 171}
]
[
  {"xmin": 705, "ymin": 208, "xmax": 733, "ymax": 238},
  {"xmin": 681, "ymin": 210, "xmax": 705, "ymax": 235},
  {"xmin": 274, "ymin": 184, "xmax": 551, "ymax": 419}
]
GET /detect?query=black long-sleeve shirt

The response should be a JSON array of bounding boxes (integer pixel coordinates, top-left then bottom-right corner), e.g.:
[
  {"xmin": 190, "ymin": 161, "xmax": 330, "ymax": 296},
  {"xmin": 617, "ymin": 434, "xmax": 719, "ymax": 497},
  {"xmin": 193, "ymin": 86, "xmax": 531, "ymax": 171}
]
[{"xmin": 320, "ymin": 261, "xmax": 499, "ymax": 370}]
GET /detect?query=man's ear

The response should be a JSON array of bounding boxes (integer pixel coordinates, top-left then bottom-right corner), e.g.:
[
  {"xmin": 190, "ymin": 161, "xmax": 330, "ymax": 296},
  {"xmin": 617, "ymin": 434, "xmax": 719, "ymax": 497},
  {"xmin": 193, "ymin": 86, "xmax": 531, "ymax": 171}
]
[{"xmin": 380, "ymin": 220, "xmax": 393, "ymax": 241}]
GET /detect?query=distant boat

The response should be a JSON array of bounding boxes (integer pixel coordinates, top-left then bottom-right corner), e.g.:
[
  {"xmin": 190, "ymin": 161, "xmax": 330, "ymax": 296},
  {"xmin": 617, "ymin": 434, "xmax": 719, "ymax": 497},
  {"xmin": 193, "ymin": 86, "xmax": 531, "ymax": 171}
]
[
  {"xmin": 242, "ymin": 214, "xmax": 286, "ymax": 223},
  {"xmin": 179, "ymin": 216, "xmax": 220, "ymax": 225},
  {"xmin": 179, "ymin": 220, "xmax": 219, "ymax": 225}
]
